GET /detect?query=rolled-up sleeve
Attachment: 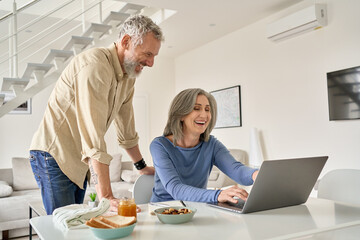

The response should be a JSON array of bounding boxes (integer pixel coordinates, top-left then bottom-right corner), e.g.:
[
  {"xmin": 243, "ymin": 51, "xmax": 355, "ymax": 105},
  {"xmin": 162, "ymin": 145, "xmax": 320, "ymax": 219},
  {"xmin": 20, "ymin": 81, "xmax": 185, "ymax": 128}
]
[
  {"xmin": 75, "ymin": 62, "xmax": 113, "ymax": 165},
  {"xmin": 114, "ymin": 86, "xmax": 139, "ymax": 149}
]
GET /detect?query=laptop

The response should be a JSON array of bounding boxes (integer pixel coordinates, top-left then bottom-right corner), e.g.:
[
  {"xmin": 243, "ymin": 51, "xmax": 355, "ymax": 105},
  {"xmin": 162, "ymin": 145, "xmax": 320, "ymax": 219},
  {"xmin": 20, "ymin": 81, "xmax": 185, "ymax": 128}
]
[{"xmin": 207, "ymin": 156, "xmax": 328, "ymax": 214}]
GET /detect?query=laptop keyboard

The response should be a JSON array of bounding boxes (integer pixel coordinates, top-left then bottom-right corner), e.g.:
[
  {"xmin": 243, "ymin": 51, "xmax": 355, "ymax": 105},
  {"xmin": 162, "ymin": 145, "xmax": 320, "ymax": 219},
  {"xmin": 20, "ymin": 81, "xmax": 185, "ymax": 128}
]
[{"xmin": 228, "ymin": 200, "xmax": 245, "ymax": 209}]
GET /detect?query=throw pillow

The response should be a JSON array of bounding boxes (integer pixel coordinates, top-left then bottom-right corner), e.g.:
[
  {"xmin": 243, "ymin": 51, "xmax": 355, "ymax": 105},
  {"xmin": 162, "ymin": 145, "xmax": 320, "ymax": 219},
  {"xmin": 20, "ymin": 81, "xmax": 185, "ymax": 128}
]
[
  {"xmin": 109, "ymin": 153, "xmax": 122, "ymax": 182},
  {"xmin": 0, "ymin": 181, "xmax": 13, "ymax": 197},
  {"xmin": 12, "ymin": 157, "xmax": 38, "ymax": 191},
  {"xmin": 208, "ymin": 171, "xmax": 220, "ymax": 181},
  {"xmin": 121, "ymin": 170, "xmax": 140, "ymax": 183}
]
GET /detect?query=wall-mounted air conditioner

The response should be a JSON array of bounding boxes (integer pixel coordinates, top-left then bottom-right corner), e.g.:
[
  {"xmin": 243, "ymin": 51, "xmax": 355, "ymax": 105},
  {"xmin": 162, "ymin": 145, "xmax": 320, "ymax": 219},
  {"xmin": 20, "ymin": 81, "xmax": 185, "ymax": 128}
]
[{"xmin": 267, "ymin": 4, "xmax": 327, "ymax": 42}]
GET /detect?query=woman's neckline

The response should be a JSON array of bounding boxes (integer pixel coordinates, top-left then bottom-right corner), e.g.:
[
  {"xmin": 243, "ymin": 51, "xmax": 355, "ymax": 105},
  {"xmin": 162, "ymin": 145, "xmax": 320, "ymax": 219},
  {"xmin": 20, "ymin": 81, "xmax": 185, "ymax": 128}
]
[{"xmin": 165, "ymin": 135, "xmax": 202, "ymax": 149}]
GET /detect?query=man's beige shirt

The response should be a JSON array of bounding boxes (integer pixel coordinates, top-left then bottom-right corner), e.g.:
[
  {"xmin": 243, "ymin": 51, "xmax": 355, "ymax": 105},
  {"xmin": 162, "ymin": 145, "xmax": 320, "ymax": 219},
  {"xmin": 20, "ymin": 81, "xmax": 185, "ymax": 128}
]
[{"xmin": 30, "ymin": 43, "xmax": 139, "ymax": 188}]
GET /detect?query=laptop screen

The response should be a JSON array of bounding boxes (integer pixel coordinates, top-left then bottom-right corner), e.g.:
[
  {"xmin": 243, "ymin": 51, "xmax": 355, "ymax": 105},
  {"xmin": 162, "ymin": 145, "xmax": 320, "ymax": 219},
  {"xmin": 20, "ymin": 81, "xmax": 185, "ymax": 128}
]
[{"xmin": 208, "ymin": 156, "xmax": 328, "ymax": 214}]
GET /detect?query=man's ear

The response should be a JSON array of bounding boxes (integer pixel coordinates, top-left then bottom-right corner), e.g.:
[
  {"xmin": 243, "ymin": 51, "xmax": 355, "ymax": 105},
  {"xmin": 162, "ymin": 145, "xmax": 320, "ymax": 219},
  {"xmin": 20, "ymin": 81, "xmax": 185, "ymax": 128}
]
[{"xmin": 121, "ymin": 35, "xmax": 131, "ymax": 49}]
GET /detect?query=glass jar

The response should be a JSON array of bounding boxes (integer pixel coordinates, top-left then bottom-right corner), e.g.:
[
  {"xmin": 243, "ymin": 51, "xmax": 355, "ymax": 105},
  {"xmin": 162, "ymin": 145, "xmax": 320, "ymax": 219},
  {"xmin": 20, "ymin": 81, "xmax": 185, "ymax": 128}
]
[{"xmin": 118, "ymin": 197, "xmax": 137, "ymax": 218}]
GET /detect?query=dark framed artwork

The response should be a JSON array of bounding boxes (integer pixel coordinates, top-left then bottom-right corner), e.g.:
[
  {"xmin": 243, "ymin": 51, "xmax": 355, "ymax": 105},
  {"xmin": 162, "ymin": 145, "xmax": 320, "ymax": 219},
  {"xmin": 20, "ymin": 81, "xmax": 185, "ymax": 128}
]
[
  {"xmin": 210, "ymin": 85, "xmax": 242, "ymax": 128},
  {"xmin": 4, "ymin": 92, "xmax": 32, "ymax": 114}
]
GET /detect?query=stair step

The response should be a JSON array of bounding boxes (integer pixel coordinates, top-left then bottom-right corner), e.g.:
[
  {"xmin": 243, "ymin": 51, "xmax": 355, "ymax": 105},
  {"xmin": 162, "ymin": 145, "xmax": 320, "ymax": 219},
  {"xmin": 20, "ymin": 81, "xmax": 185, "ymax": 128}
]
[
  {"xmin": 43, "ymin": 49, "xmax": 74, "ymax": 64},
  {"xmin": 119, "ymin": 3, "xmax": 145, "ymax": 14},
  {"xmin": 0, "ymin": 69, "xmax": 62, "ymax": 118},
  {"xmin": 0, "ymin": 93, "xmax": 4, "ymax": 106},
  {"xmin": 1, "ymin": 77, "xmax": 30, "ymax": 93},
  {"xmin": 103, "ymin": 12, "xmax": 130, "ymax": 25},
  {"xmin": 63, "ymin": 36, "xmax": 94, "ymax": 54},
  {"xmin": 82, "ymin": 23, "xmax": 112, "ymax": 39},
  {"xmin": 22, "ymin": 63, "xmax": 54, "ymax": 80}
]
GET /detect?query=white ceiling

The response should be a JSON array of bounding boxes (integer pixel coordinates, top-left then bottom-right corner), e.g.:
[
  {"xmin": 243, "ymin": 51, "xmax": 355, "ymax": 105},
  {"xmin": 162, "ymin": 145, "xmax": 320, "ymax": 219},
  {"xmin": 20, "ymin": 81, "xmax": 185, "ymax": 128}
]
[
  {"xmin": 0, "ymin": 0, "xmax": 305, "ymax": 58},
  {"xmin": 127, "ymin": 0, "xmax": 304, "ymax": 57}
]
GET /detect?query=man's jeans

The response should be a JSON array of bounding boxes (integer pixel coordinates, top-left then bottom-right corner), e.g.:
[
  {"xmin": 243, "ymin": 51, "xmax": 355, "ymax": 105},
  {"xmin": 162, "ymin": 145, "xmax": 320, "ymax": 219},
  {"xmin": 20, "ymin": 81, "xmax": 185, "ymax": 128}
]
[{"xmin": 29, "ymin": 150, "xmax": 87, "ymax": 215}]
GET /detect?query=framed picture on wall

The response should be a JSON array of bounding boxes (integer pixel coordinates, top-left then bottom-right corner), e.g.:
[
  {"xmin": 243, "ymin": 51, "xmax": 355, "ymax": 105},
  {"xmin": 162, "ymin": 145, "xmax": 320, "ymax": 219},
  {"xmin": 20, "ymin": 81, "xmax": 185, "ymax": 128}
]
[
  {"xmin": 3, "ymin": 92, "xmax": 32, "ymax": 114},
  {"xmin": 210, "ymin": 85, "xmax": 242, "ymax": 128}
]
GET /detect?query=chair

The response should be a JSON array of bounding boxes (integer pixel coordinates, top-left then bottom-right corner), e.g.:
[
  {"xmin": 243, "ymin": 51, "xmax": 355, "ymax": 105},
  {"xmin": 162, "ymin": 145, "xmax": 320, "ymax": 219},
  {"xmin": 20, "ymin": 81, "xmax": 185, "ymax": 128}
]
[
  {"xmin": 207, "ymin": 149, "xmax": 248, "ymax": 189},
  {"xmin": 132, "ymin": 174, "xmax": 155, "ymax": 204},
  {"xmin": 317, "ymin": 169, "xmax": 360, "ymax": 205}
]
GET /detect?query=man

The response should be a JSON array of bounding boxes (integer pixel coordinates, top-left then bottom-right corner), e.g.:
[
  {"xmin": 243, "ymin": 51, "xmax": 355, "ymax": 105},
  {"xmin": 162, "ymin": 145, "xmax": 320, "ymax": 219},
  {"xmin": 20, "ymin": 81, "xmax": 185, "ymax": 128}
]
[{"xmin": 29, "ymin": 15, "xmax": 163, "ymax": 214}]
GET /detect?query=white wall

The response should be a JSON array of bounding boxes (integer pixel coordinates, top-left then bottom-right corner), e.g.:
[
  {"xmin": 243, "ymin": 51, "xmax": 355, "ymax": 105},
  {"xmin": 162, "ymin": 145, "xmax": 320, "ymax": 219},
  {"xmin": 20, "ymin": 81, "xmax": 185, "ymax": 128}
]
[
  {"xmin": 0, "ymin": 55, "xmax": 175, "ymax": 168},
  {"xmin": 175, "ymin": 0, "xmax": 360, "ymax": 176},
  {"xmin": 104, "ymin": 56, "xmax": 175, "ymax": 164},
  {"xmin": 1, "ymin": 0, "xmax": 359, "ymax": 178},
  {"xmin": 0, "ymin": 80, "xmax": 56, "ymax": 168}
]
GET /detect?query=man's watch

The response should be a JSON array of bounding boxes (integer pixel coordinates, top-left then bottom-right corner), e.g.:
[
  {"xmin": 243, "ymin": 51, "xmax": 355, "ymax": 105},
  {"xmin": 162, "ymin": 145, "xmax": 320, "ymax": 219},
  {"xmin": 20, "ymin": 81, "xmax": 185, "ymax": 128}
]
[{"xmin": 134, "ymin": 158, "xmax": 147, "ymax": 170}]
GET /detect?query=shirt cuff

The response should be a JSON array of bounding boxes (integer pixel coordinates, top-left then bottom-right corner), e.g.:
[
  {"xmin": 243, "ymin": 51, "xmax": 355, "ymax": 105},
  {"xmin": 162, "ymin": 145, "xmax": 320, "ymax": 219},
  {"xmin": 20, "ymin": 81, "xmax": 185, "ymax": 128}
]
[
  {"xmin": 81, "ymin": 148, "xmax": 112, "ymax": 165},
  {"xmin": 118, "ymin": 135, "xmax": 139, "ymax": 149},
  {"xmin": 213, "ymin": 189, "xmax": 221, "ymax": 203}
]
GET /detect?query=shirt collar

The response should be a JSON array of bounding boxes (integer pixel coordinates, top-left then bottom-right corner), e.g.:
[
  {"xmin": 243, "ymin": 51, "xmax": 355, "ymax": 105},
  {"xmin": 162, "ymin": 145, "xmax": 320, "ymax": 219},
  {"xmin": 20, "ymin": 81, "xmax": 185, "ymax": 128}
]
[{"xmin": 109, "ymin": 42, "xmax": 124, "ymax": 81}]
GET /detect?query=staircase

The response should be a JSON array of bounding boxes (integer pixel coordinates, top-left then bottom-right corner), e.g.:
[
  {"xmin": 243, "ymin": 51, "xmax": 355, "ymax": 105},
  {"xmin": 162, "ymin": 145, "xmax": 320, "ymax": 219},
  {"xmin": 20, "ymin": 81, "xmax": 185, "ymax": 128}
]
[{"xmin": 0, "ymin": 0, "xmax": 167, "ymax": 117}]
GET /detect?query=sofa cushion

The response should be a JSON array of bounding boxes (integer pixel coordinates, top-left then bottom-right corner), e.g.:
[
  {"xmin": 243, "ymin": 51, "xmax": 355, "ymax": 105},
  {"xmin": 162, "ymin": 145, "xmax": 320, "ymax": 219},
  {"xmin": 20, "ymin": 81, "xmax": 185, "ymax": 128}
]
[
  {"xmin": 0, "ymin": 180, "xmax": 13, "ymax": 197},
  {"xmin": 12, "ymin": 157, "xmax": 38, "ymax": 191},
  {"xmin": 109, "ymin": 153, "xmax": 122, "ymax": 182},
  {"xmin": 0, "ymin": 189, "xmax": 41, "ymax": 223},
  {"xmin": 121, "ymin": 170, "xmax": 140, "ymax": 183},
  {"xmin": 208, "ymin": 171, "xmax": 220, "ymax": 181}
]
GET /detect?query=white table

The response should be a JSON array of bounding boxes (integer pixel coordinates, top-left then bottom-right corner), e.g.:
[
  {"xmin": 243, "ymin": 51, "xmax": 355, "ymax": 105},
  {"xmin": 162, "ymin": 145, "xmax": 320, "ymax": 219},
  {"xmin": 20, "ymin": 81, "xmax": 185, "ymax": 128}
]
[
  {"xmin": 29, "ymin": 201, "xmax": 47, "ymax": 240},
  {"xmin": 29, "ymin": 198, "xmax": 360, "ymax": 240}
]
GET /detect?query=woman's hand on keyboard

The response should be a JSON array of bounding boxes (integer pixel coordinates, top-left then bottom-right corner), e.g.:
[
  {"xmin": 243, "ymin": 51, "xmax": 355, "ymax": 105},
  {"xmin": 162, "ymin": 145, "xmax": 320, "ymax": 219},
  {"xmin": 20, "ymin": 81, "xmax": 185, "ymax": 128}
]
[{"xmin": 217, "ymin": 185, "xmax": 249, "ymax": 203}]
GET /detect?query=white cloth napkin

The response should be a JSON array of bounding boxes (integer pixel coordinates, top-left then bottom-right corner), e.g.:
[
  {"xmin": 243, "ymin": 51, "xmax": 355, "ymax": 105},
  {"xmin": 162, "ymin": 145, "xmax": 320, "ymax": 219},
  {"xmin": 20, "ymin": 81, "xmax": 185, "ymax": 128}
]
[{"xmin": 52, "ymin": 198, "xmax": 110, "ymax": 230}]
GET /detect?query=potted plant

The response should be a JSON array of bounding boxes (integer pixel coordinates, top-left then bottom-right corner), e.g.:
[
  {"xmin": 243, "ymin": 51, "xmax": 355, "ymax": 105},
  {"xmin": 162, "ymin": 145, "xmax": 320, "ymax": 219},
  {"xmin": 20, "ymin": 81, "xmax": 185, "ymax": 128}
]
[{"xmin": 88, "ymin": 192, "xmax": 97, "ymax": 208}]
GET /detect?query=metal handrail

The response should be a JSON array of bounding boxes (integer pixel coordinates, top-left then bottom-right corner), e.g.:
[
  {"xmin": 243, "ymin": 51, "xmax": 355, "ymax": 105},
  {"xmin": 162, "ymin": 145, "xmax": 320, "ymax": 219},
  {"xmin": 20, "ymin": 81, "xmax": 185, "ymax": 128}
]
[
  {"xmin": 0, "ymin": 0, "xmax": 107, "ymax": 66},
  {"xmin": 20, "ymin": 1, "xmax": 106, "ymax": 64},
  {"xmin": 0, "ymin": 0, "xmax": 41, "ymax": 22},
  {"xmin": 0, "ymin": 0, "xmax": 76, "ymax": 45},
  {"xmin": 18, "ymin": 0, "xmax": 104, "ymax": 57}
]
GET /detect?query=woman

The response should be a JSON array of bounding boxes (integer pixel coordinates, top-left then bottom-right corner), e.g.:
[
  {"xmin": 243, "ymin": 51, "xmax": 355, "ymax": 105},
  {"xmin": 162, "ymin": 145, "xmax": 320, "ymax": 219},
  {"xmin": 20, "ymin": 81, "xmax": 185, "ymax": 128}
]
[{"xmin": 150, "ymin": 88, "xmax": 258, "ymax": 204}]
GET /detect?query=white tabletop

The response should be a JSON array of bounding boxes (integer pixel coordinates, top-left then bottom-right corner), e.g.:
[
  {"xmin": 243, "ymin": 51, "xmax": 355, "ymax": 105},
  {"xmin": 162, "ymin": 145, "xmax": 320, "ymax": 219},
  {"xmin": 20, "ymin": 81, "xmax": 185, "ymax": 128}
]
[{"xmin": 30, "ymin": 198, "xmax": 360, "ymax": 240}]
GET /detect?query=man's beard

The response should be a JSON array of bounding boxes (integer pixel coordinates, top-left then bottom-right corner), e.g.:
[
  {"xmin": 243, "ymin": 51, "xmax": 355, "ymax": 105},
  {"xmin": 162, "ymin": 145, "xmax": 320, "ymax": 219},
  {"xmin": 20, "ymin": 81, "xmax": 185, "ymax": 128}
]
[{"xmin": 123, "ymin": 55, "xmax": 140, "ymax": 78}]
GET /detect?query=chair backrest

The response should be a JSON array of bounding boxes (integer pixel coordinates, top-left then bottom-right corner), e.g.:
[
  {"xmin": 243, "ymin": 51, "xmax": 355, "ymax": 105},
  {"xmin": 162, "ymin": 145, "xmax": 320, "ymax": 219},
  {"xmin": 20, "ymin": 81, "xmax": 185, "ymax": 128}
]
[
  {"xmin": 132, "ymin": 174, "xmax": 155, "ymax": 205},
  {"xmin": 207, "ymin": 149, "xmax": 248, "ymax": 189},
  {"xmin": 317, "ymin": 169, "xmax": 360, "ymax": 205}
]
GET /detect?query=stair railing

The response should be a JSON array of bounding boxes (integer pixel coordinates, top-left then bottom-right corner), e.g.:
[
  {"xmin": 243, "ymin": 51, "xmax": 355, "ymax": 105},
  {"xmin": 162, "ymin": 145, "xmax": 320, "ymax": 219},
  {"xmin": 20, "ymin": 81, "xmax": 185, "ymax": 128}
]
[
  {"xmin": 0, "ymin": 0, "xmax": 114, "ymax": 78},
  {"xmin": 0, "ymin": 0, "xmax": 172, "ymax": 117},
  {"xmin": 0, "ymin": 0, "xmax": 147, "ymax": 117}
]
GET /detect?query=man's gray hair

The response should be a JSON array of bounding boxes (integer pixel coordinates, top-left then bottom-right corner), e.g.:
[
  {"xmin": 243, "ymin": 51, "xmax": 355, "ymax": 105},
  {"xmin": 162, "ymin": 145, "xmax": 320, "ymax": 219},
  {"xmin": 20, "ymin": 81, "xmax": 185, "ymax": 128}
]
[
  {"xmin": 118, "ymin": 15, "xmax": 164, "ymax": 47},
  {"xmin": 163, "ymin": 88, "xmax": 217, "ymax": 145}
]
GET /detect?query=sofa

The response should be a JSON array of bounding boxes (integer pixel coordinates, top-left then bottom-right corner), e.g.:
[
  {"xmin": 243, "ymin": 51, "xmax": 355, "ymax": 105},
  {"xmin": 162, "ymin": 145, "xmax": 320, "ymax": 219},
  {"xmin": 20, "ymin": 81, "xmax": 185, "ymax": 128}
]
[
  {"xmin": 0, "ymin": 149, "xmax": 248, "ymax": 239},
  {"xmin": 0, "ymin": 154, "xmax": 134, "ymax": 240}
]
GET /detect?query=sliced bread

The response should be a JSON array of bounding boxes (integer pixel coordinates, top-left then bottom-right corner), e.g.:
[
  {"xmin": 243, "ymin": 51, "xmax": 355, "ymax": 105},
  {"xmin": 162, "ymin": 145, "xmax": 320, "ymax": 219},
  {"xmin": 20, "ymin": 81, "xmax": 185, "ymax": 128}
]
[
  {"xmin": 101, "ymin": 215, "xmax": 136, "ymax": 228},
  {"xmin": 85, "ymin": 215, "xmax": 136, "ymax": 229},
  {"xmin": 86, "ymin": 217, "xmax": 115, "ymax": 229}
]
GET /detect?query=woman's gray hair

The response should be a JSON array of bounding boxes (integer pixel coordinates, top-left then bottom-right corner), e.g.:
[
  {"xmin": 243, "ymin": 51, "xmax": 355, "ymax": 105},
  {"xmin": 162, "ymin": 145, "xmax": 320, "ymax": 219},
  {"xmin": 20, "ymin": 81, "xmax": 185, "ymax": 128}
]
[
  {"xmin": 163, "ymin": 88, "xmax": 217, "ymax": 145},
  {"xmin": 118, "ymin": 15, "xmax": 164, "ymax": 47}
]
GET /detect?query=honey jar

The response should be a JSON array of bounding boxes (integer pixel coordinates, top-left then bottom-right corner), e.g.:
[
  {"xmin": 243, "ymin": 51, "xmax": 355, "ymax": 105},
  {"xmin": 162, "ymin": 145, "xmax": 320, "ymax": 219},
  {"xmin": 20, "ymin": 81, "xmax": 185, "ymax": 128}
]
[{"xmin": 118, "ymin": 197, "xmax": 137, "ymax": 218}]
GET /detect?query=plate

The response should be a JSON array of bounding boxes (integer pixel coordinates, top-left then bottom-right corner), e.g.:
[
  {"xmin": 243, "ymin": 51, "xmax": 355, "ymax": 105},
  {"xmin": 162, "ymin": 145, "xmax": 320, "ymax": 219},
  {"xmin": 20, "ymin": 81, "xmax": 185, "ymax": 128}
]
[
  {"xmin": 88, "ymin": 223, "xmax": 136, "ymax": 239},
  {"xmin": 154, "ymin": 206, "xmax": 197, "ymax": 224}
]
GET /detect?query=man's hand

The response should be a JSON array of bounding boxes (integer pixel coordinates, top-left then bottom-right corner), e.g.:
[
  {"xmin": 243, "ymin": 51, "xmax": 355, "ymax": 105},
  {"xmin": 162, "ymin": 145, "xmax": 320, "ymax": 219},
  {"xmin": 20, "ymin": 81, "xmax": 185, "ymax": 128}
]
[
  {"xmin": 109, "ymin": 198, "xmax": 120, "ymax": 212},
  {"xmin": 108, "ymin": 197, "xmax": 142, "ymax": 213},
  {"xmin": 217, "ymin": 185, "xmax": 249, "ymax": 203},
  {"xmin": 139, "ymin": 166, "xmax": 155, "ymax": 175}
]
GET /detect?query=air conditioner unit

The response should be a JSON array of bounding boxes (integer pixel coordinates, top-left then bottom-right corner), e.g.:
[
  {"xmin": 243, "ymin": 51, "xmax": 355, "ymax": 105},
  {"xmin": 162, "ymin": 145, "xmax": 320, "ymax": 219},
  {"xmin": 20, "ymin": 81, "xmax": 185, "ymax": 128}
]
[{"xmin": 267, "ymin": 4, "xmax": 327, "ymax": 42}]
